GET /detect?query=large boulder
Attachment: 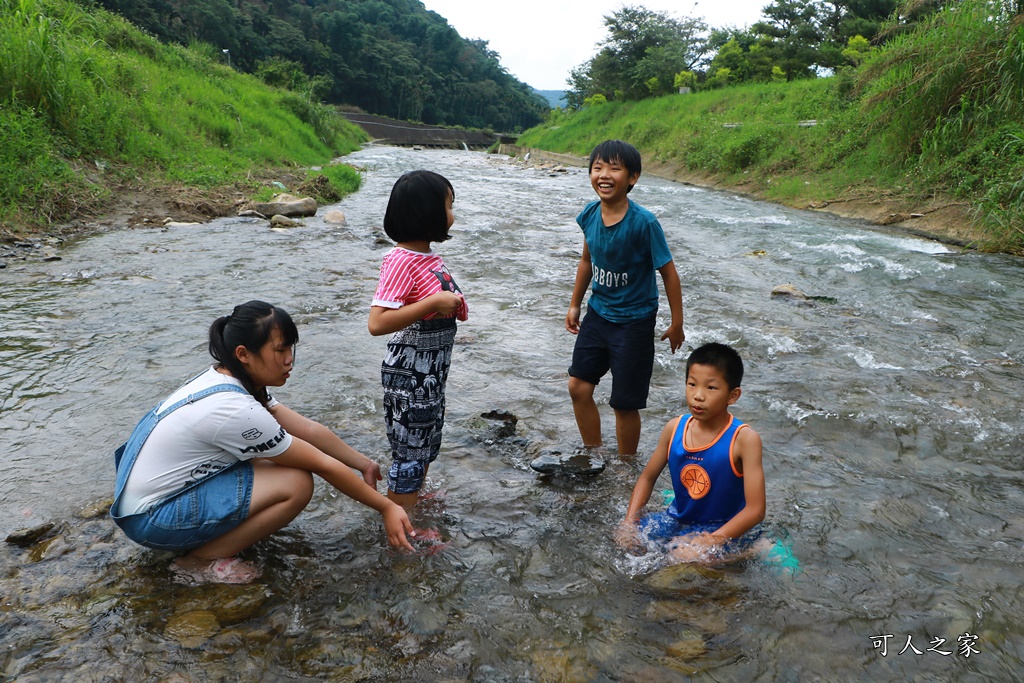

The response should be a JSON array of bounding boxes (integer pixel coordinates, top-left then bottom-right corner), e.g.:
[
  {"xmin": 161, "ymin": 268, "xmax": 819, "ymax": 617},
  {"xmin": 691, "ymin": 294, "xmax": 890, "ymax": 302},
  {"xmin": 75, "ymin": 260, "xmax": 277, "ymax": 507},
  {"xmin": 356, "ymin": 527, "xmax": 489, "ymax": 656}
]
[{"xmin": 247, "ymin": 193, "xmax": 317, "ymax": 218}]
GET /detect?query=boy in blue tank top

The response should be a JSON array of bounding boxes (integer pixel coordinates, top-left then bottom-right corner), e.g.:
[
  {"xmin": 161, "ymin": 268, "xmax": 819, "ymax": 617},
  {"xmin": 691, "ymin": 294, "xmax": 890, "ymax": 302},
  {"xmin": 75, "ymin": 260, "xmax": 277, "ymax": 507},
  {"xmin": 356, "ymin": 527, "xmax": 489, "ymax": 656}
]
[
  {"xmin": 565, "ymin": 140, "xmax": 685, "ymax": 457},
  {"xmin": 616, "ymin": 343, "xmax": 766, "ymax": 562}
]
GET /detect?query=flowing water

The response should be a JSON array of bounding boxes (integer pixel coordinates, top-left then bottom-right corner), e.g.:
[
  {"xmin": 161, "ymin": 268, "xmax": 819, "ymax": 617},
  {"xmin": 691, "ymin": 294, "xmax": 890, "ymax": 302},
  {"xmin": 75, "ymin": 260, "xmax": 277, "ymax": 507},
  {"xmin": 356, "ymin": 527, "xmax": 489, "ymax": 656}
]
[{"xmin": 2, "ymin": 145, "xmax": 1023, "ymax": 681}]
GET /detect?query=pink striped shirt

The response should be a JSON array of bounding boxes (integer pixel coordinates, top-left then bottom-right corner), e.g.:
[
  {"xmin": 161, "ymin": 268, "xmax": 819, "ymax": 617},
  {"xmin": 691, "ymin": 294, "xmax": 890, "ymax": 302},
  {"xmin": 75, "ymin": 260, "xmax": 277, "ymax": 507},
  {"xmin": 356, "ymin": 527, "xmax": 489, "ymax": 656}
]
[{"xmin": 372, "ymin": 247, "xmax": 468, "ymax": 321}]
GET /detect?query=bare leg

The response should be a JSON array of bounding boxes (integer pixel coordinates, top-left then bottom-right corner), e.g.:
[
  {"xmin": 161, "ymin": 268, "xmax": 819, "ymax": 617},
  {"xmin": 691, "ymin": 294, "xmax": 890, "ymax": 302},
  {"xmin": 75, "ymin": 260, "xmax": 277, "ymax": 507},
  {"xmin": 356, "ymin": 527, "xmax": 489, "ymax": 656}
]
[
  {"xmin": 387, "ymin": 463, "xmax": 429, "ymax": 508},
  {"xmin": 613, "ymin": 408, "xmax": 641, "ymax": 456},
  {"xmin": 568, "ymin": 376, "xmax": 602, "ymax": 447},
  {"xmin": 179, "ymin": 462, "xmax": 313, "ymax": 564}
]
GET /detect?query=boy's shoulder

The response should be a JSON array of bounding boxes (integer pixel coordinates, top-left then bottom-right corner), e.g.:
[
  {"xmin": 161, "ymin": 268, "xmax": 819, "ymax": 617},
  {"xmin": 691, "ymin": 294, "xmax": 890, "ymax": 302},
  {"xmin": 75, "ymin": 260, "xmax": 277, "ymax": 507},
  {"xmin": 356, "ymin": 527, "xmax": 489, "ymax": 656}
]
[
  {"xmin": 577, "ymin": 199, "xmax": 660, "ymax": 227},
  {"xmin": 577, "ymin": 199, "xmax": 602, "ymax": 221},
  {"xmin": 625, "ymin": 198, "xmax": 658, "ymax": 222}
]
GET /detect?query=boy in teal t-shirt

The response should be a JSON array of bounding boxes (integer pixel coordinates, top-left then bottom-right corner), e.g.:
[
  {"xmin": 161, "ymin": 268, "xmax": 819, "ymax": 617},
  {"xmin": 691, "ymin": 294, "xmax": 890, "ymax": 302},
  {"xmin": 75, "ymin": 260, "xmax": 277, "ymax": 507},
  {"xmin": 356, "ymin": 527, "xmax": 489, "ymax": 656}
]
[{"xmin": 565, "ymin": 140, "xmax": 685, "ymax": 456}]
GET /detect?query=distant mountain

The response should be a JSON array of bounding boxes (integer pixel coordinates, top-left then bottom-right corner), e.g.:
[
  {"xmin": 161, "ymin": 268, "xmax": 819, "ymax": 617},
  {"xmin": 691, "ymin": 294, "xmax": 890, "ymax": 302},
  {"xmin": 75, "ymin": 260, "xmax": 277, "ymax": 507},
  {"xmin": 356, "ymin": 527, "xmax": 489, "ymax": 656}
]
[{"xmin": 534, "ymin": 89, "xmax": 568, "ymax": 109}]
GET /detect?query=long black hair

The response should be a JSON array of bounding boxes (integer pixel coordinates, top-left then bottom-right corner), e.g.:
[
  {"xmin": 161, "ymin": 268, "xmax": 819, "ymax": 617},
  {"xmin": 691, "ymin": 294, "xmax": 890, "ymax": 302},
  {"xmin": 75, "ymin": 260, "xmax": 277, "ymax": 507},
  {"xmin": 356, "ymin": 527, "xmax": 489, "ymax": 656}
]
[{"xmin": 208, "ymin": 300, "xmax": 298, "ymax": 405}]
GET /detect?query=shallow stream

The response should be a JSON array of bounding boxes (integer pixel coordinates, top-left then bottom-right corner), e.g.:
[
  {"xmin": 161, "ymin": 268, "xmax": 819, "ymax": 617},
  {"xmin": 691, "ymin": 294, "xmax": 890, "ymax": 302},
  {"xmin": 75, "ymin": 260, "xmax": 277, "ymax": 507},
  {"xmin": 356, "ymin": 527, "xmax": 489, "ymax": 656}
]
[{"xmin": 2, "ymin": 145, "xmax": 1022, "ymax": 681}]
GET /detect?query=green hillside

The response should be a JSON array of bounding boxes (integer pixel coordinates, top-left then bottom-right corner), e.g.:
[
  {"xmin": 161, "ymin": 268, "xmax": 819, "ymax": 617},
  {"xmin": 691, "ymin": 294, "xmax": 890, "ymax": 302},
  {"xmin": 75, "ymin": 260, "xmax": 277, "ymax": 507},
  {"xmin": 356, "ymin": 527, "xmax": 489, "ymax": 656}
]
[
  {"xmin": 91, "ymin": 0, "xmax": 549, "ymax": 132},
  {"xmin": 519, "ymin": 0, "xmax": 1024, "ymax": 254},
  {"xmin": 0, "ymin": 0, "xmax": 367, "ymax": 232}
]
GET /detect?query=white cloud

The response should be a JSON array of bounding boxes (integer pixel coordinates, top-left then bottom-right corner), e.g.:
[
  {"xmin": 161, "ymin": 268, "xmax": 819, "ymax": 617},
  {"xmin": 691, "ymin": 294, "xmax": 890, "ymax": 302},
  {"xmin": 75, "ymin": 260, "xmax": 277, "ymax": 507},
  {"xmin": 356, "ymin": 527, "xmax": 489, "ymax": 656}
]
[{"xmin": 421, "ymin": 0, "xmax": 768, "ymax": 90}]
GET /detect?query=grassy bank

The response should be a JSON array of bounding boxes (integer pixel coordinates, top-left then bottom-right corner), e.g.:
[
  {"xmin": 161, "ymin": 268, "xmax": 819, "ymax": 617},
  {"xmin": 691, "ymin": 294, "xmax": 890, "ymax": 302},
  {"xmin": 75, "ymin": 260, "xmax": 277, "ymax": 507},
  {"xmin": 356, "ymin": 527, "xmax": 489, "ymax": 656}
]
[
  {"xmin": 518, "ymin": 2, "xmax": 1024, "ymax": 254},
  {"xmin": 0, "ymin": 0, "xmax": 367, "ymax": 235}
]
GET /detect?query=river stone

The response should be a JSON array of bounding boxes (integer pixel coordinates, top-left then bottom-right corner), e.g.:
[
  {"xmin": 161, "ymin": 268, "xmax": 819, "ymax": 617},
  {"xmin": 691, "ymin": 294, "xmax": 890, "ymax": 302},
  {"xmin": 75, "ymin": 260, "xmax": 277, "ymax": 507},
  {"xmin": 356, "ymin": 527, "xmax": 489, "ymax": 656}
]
[
  {"xmin": 529, "ymin": 448, "xmax": 605, "ymax": 475},
  {"xmin": 644, "ymin": 563, "xmax": 726, "ymax": 593},
  {"xmin": 771, "ymin": 283, "xmax": 808, "ymax": 299},
  {"xmin": 165, "ymin": 610, "xmax": 221, "ymax": 648},
  {"xmin": 270, "ymin": 214, "xmax": 300, "ymax": 228},
  {"xmin": 175, "ymin": 584, "xmax": 270, "ymax": 625},
  {"xmin": 77, "ymin": 498, "xmax": 113, "ymax": 519},
  {"xmin": 250, "ymin": 194, "xmax": 317, "ymax": 218},
  {"xmin": 5, "ymin": 522, "xmax": 56, "ymax": 547},
  {"xmin": 480, "ymin": 410, "xmax": 517, "ymax": 438},
  {"xmin": 323, "ymin": 210, "xmax": 347, "ymax": 225},
  {"xmin": 28, "ymin": 533, "xmax": 72, "ymax": 563},
  {"xmin": 665, "ymin": 632, "xmax": 707, "ymax": 660}
]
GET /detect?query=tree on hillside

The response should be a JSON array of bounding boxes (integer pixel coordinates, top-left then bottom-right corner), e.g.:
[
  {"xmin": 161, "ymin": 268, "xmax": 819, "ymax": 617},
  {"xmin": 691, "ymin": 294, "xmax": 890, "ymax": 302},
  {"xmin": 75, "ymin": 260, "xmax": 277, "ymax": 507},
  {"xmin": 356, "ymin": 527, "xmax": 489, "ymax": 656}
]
[
  {"xmin": 750, "ymin": 0, "xmax": 823, "ymax": 77},
  {"xmin": 566, "ymin": 5, "xmax": 709, "ymax": 106},
  {"xmin": 91, "ymin": 0, "xmax": 548, "ymax": 132}
]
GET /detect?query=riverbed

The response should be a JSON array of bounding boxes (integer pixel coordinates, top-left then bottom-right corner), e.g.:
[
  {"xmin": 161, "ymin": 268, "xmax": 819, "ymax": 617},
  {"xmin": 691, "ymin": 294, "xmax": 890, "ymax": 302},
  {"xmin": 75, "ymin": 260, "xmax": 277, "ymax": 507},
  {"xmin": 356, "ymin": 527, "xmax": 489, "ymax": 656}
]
[{"xmin": 2, "ymin": 144, "xmax": 1022, "ymax": 681}]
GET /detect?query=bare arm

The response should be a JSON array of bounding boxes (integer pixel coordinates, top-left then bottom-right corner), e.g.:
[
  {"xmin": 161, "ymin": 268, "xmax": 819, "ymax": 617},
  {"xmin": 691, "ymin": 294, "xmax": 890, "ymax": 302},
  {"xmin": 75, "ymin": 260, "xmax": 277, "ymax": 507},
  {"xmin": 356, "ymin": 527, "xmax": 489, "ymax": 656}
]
[
  {"xmin": 565, "ymin": 243, "xmax": 593, "ymax": 334},
  {"xmin": 269, "ymin": 403, "xmax": 381, "ymax": 488},
  {"xmin": 615, "ymin": 418, "xmax": 677, "ymax": 548},
  {"xmin": 269, "ymin": 436, "xmax": 414, "ymax": 550},
  {"xmin": 368, "ymin": 291, "xmax": 463, "ymax": 336},
  {"xmin": 710, "ymin": 426, "xmax": 766, "ymax": 541},
  {"xmin": 657, "ymin": 260, "xmax": 685, "ymax": 353}
]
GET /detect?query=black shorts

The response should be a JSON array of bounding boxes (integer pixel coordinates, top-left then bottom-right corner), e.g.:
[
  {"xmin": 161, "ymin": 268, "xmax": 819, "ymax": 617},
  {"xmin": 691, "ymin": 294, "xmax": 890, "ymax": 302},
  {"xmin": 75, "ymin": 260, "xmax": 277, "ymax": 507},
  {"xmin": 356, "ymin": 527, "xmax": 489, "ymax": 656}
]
[{"xmin": 568, "ymin": 308, "xmax": 656, "ymax": 411}]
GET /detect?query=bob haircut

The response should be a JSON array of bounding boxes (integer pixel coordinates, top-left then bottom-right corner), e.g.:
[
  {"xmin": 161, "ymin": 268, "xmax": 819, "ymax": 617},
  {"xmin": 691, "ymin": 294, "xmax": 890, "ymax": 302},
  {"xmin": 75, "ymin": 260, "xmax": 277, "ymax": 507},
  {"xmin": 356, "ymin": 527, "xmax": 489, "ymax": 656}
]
[
  {"xmin": 686, "ymin": 342, "xmax": 744, "ymax": 391},
  {"xmin": 208, "ymin": 300, "xmax": 299, "ymax": 405},
  {"xmin": 383, "ymin": 170, "xmax": 455, "ymax": 243},
  {"xmin": 588, "ymin": 139, "xmax": 642, "ymax": 193}
]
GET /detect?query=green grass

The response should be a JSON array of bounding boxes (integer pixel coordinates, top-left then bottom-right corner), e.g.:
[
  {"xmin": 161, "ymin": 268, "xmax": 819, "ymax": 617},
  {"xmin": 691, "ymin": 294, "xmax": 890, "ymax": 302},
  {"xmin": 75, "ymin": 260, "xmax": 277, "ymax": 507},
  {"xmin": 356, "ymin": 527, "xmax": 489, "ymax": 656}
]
[
  {"xmin": 519, "ymin": 0, "xmax": 1024, "ymax": 253},
  {"xmin": 0, "ymin": 0, "xmax": 367, "ymax": 231}
]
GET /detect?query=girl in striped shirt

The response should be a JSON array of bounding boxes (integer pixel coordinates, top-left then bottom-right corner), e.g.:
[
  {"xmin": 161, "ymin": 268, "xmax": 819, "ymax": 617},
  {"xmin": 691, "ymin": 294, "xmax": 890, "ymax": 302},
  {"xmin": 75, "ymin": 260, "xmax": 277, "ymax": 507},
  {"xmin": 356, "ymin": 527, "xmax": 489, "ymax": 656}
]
[{"xmin": 368, "ymin": 170, "xmax": 468, "ymax": 507}]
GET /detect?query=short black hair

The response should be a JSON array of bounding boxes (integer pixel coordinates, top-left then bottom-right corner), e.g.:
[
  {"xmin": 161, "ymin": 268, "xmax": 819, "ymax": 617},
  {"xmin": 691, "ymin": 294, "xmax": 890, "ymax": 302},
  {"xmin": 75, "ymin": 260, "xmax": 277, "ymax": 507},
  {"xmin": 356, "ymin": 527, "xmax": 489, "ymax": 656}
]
[
  {"xmin": 589, "ymin": 139, "xmax": 642, "ymax": 192},
  {"xmin": 686, "ymin": 343, "xmax": 744, "ymax": 391},
  {"xmin": 383, "ymin": 170, "xmax": 455, "ymax": 243}
]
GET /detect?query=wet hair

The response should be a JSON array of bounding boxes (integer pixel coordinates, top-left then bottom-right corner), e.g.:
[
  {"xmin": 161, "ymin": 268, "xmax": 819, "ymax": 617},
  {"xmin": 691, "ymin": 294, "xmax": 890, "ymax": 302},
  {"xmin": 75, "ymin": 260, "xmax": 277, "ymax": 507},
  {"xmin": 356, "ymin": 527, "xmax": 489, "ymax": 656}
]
[
  {"xmin": 686, "ymin": 342, "xmax": 744, "ymax": 391},
  {"xmin": 383, "ymin": 170, "xmax": 455, "ymax": 243},
  {"xmin": 208, "ymin": 300, "xmax": 299, "ymax": 406},
  {"xmin": 588, "ymin": 139, "xmax": 642, "ymax": 193}
]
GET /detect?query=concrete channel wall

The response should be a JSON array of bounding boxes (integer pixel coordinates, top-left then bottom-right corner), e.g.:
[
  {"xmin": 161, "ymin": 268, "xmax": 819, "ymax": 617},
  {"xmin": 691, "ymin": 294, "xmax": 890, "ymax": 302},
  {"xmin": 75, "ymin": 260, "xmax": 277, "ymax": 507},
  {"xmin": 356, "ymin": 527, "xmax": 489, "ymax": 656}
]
[{"xmin": 343, "ymin": 113, "xmax": 498, "ymax": 149}]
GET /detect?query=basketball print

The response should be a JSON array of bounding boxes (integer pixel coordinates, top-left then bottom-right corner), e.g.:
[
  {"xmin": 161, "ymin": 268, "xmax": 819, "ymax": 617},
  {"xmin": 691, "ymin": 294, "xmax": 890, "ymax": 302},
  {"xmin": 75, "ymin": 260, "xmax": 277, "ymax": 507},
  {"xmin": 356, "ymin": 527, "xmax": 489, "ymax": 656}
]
[{"xmin": 680, "ymin": 463, "xmax": 710, "ymax": 499}]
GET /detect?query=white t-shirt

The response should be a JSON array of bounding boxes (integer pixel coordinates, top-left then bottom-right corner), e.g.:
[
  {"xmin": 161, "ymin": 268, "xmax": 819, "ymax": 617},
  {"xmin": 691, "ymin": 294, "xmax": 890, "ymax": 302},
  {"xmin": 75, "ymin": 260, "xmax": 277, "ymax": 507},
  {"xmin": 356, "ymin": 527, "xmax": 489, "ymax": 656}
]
[{"xmin": 119, "ymin": 367, "xmax": 293, "ymax": 515}]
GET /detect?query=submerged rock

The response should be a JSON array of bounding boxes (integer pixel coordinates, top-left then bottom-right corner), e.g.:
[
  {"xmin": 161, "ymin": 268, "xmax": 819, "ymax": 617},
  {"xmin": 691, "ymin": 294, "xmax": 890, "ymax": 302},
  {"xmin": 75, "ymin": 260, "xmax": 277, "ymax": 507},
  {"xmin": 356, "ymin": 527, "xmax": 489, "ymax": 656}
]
[
  {"xmin": 480, "ymin": 410, "xmax": 518, "ymax": 438},
  {"xmin": 529, "ymin": 448, "xmax": 605, "ymax": 476},
  {"xmin": 770, "ymin": 283, "xmax": 808, "ymax": 299},
  {"xmin": 5, "ymin": 522, "xmax": 58, "ymax": 547}
]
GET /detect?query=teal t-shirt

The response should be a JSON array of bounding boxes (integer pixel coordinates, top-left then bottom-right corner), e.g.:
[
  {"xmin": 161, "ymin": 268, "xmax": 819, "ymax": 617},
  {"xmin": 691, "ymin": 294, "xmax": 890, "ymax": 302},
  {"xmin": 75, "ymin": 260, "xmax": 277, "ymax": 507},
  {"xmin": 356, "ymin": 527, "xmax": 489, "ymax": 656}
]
[{"xmin": 577, "ymin": 199, "xmax": 673, "ymax": 322}]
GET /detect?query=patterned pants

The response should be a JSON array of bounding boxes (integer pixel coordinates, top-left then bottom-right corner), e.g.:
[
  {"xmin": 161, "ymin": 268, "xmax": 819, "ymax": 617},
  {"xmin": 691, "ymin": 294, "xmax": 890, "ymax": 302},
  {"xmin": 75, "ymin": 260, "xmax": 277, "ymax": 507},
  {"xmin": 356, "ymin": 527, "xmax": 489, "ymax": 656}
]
[{"xmin": 381, "ymin": 317, "xmax": 456, "ymax": 494}]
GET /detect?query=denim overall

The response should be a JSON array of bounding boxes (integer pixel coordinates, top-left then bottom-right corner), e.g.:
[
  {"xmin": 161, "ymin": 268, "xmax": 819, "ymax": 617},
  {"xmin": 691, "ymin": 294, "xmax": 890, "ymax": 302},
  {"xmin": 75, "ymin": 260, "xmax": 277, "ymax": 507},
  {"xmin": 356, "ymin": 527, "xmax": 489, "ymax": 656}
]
[{"xmin": 111, "ymin": 382, "xmax": 249, "ymax": 548}]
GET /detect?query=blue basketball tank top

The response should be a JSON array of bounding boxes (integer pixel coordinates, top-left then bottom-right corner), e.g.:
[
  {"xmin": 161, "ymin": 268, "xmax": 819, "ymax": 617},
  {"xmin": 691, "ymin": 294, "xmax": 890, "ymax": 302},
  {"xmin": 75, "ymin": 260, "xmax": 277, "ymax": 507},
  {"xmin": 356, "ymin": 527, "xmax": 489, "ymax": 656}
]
[{"xmin": 667, "ymin": 414, "xmax": 747, "ymax": 524}]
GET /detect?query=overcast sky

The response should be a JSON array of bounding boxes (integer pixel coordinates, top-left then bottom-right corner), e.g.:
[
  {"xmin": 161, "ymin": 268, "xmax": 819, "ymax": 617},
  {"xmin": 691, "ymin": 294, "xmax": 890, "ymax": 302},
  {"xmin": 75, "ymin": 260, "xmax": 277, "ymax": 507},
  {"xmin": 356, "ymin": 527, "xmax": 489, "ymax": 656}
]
[{"xmin": 420, "ymin": 1, "xmax": 769, "ymax": 90}]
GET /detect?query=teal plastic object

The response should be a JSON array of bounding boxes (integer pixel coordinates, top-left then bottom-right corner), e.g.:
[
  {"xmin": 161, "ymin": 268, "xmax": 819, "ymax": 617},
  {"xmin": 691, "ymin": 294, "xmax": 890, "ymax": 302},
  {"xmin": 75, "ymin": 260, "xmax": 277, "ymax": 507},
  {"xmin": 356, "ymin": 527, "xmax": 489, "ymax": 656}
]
[
  {"xmin": 661, "ymin": 489, "xmax": 675, "ymax": 505},
  {"xmin": 764, "ymin": 538, "xmax": 800, "ymax": 576}
]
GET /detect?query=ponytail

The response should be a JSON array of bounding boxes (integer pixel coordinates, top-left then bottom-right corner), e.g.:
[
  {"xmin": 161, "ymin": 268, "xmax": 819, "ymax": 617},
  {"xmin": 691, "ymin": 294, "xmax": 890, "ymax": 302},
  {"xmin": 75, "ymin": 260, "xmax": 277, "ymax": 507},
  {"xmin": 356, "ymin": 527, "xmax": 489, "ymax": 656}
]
[{"xmin": 208, "ymin": 300, "xmax": 299, "ymax": 406}]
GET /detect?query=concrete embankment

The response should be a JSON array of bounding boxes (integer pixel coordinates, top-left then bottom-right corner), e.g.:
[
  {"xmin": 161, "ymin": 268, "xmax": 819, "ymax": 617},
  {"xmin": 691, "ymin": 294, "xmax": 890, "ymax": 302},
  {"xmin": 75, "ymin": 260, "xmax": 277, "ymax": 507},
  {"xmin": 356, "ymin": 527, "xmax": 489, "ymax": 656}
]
[{"xmin": 344, "ymin": 113, "xmax": 498, "ymax": 149}]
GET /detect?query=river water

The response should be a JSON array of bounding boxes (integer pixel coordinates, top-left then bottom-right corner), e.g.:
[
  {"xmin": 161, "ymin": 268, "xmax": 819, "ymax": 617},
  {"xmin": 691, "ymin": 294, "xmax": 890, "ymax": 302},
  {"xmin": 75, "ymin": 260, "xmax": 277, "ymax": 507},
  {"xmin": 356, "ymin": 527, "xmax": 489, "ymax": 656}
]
[{"xmin": 2, "ymin": 145, "xmax": 1022, "ymax": 681}]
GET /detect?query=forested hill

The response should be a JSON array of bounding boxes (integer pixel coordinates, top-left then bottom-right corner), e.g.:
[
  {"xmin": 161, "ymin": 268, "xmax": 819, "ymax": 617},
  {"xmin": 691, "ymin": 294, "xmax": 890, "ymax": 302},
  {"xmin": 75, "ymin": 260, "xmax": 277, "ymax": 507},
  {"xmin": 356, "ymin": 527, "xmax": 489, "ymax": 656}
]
[{"xmin": 94, "ymin": 0, "xmax": 550, "ymax": 132}]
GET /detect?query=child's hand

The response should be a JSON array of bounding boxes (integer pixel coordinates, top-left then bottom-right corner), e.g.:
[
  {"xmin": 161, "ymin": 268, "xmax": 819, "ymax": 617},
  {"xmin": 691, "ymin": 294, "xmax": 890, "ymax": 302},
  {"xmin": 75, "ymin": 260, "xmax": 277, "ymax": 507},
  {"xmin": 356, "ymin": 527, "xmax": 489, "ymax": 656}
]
[
  {"xmin": 565, "ymin": 305, "xmax": 581, "ymax": 334},
  {"xmin": 359, "ymin": 459, "xmax": 383, "ymax": 489},
  {"xmin": 614, "ymin": 520, "xmax": 644, "ymax": 553},
  {"xmin": 430, "ymin": 291, "xmax": 464, "ymax": 316},
  {"xmin": 667, "ymin": 532, "xmax": 724, "ymax": 562},
  {"xmin": 660, "ymin": 322, "xmax": 685, "ymax": 353},
  {"xmin": 382, "ymin": 503, "xmax": 415, "ymax": 551}
]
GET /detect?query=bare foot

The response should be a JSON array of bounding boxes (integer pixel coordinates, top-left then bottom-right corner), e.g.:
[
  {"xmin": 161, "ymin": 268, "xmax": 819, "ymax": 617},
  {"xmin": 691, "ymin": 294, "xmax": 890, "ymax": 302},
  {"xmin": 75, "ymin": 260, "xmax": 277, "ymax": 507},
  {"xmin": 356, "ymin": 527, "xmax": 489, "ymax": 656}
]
[{"xmin": 171, "ymin": 556, "xmax": 261, "ymax": 585}]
